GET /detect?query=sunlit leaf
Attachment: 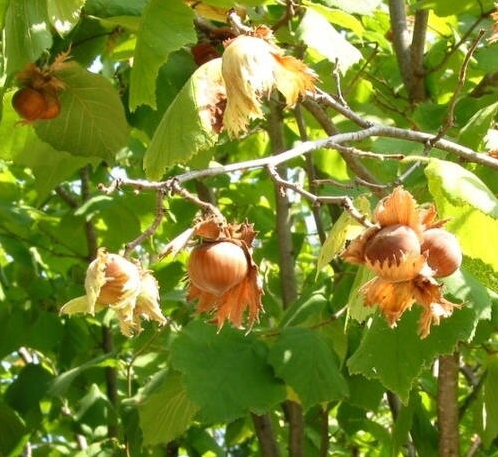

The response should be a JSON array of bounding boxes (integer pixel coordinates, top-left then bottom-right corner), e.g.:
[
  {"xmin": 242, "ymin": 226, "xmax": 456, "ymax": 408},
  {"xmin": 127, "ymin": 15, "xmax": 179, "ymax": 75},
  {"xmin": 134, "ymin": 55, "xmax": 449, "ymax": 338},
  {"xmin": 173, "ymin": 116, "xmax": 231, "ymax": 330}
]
[
  {"xmin": 320, "ymin": 0, "xmax": 382, "ymax": 14},
  {"xmin": 458, "ymin": 102, "xmax": 498, "ymax": 150},
  {"xmin": 297, "ymin": 7, "xmax": 362, "ymax": 72},
  {"xmin": 425, "ymin": 159, "xmax": 498, "ymax": 291},
  {"xmin": 138, "ymin": 370, "xmax": 199, "ymax": 445},
  {"xmin": 3, "ymin": 0, "xmax": 52, "ymax": 75},
  {"xmin": 304, "ymin": 2, "xmax": 365, "ymax": 36},
  {"xmin": 316, "ymin": 195, "xmax": 370, "ymax": 273},
  {"xmin": 129, "ymin": 0, "xmax": 195, "ymax": 110},
  {"xmin": 144, "ymin": 58, "xmax": 223, "ymax": 180},
  {"xmin": 47, "ymin": 0, "xmax": 85, "ymax": 35},
  {"xmin": 34, "ymin": 63, "xmax": 129, "ymax": 161},
  {"xmin": 347, "ymin": 266, "xmax": 376, "ymax": 323}
]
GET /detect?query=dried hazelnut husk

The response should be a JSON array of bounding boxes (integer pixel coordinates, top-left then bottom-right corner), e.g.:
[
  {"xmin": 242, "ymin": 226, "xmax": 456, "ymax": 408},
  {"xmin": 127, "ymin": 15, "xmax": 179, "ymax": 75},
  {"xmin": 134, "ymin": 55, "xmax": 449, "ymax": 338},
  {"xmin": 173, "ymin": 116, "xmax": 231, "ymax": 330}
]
[
  {"xmin": 61, "ymin": 248, "xmax": 167, "ymax": 337},
  {"xmin": 422, "ymin": 228, "xmax": 462, "ymax": 277},
  {"xmin": 12, "ymin": 87, "xmax": 48, "ymax": 121},
  {"xmin": 188, "ymin": 240, "xmax": 249, "ymax": 296},
  {"xmin": 364, "ymin": 224, "xmax": 421, "ymax": 266},
  {"xmin": 93, "ymin": 253, "xmax": 141, "ymax": 305}
]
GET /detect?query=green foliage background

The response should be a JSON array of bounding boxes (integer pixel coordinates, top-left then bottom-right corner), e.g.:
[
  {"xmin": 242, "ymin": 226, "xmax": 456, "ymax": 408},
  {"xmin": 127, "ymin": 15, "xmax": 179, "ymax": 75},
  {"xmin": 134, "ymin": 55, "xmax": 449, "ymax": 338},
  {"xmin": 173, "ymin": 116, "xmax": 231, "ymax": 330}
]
[{"xmin": 0, "ymin": 0, "xmax": 497, "ymax": 456}]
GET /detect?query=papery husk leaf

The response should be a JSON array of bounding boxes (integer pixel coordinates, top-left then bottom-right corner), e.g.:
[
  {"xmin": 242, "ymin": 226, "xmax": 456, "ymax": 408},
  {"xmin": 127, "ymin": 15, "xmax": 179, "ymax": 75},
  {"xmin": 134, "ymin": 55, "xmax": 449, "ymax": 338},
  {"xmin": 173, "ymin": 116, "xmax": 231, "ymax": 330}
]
[
  {"xmin": 374, "ymin": 187, "xmax": 422, "ymax": 234},
  {"xmin": 136, "ymin": 272, "xmax": 168, "ymax": 326},
  {"xmin": 228, "ymin": 221, "xmax": 257, "ymax": 246},
  {"xmin": 361, "ymin": 277, "xmax": 416, "ymax": 326},
  {"xmin": 161, "ymin": 227, "xmax": 196, "ymax": 259},
  {"xmin": 413, "ymin": 276, "xmax": 461, "ymax": 337},
  {"xmin": 194, "ymin": 220, "xmax": 223, "ymax": 240},
  {"xmin": 84, "ymin": 248, "xmax": 108, "ymax": 315},
  {"xmin": 272, "ymin": 53, "xmax": 317, "ymax": 106}
]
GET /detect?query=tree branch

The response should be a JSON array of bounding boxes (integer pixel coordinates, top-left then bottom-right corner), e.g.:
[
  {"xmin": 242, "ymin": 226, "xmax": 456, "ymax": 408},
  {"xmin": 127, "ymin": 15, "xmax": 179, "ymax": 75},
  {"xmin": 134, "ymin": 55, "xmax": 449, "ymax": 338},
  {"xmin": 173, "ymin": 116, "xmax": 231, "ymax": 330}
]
[
  {"xmin": 267, "ymin": 99, "xmax": 303, "ymax": 457},
  {"xmin": 410, "ymin": 4, "xmax": 429, "ymax": 101},
  {"xmin": 388, "ymin": 0, "xmax": 414, "ymax": 99},
  {"xmin": 438, "ymin": 353, "xmax": 460, "ymax": 457},
  {"xmin": 251, "ymin": 413, "xmax": 281, "ymax": 457}
]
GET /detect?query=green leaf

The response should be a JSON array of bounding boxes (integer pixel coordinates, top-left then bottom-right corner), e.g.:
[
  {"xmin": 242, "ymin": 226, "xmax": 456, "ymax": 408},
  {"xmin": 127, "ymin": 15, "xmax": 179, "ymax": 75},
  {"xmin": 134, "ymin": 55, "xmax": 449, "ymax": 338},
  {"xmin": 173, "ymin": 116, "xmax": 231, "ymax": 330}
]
[
  {"xmin": 47, "ymin": 0, "xmax": 85, "ymax": 35},
  {"xmin": 316, "ymin": 196, "xmax": 370, "ymax": 273},
  {"xmin": 279, "ymin": 288, "xmax": 328, "ymax": 328},
  {"xmin": 409, "ymin": 392, "xmax": 438, "ymax": 456},
  {"xmin": 443, "ymin": 268, "xmax": 493, "ymax": 322},
  {"xmin": 297, "ymin": 8, "xmax": 362, "ymax": 72},
  {"xmin": 171, "ymin": 321, "xmax": 286, "ymax": 423},
  {"xmin": 347, "ymin": 306, "xmax": 477, "ymax": 403},
  {"xmin": 425, "ymin": 159, "xmax": 498, "ymax": 291},
  {"xmin": 458, "ymin": 102, "xmax": 498, "ymax": 150},
  {"xmin": 0, "ymin": 91, "xmax": 98, "ymax": 201},
  {"xmin": 482, "ymin": 355, "xmax": 498, "ymax": 448},
  {"xmin": 321, "ymin": 0, "xmax": 382, "ymax": 14},
  {"xmin": 5, "ymin": 364, "xmax": 53, "ymax": 415},
  {"xmin": 346, "ymin": 374, "xmax": 384, "ymax": 411},
  {"xmin": 268, "ymin": 328, "xmax": 348, "ymax": 410},
  {"xmin": 49, "ymin": 353, "xmax": 116, "ymax": 396},
  {"xmin": 144, "ymin": 58, "xmax": 222, "ymax": 180},
  {"xmin": 34, "ymin": 63, "xmax": 129, "ymax": 161},
  {"xmin": 0, "ymin": 91, "xmax": 100, "ymax": 203},
  {"xmin": 0, "ymin": 403, "xmax": 29, "ymax": 457},
  {"xmin": 391, "ymin": 393, "xmax": 416, "ymax": 456},
  {"xmin": 4, "ymin": 0, "xmax": 53, "ymax": 75},
  {"xmin": 346, "ymin": 266, "xmax": 376, "ymax": 323},
  {"xmin": 129, "ymin": 0, "xmax": 196, "ymax": 110},
  {"xmin": 304, "ymin": 3, "xmax": 365, "ymax": 37},
  {"xmin": 137, "ymin": 370, "xmax": 199, "ymax": 445}
]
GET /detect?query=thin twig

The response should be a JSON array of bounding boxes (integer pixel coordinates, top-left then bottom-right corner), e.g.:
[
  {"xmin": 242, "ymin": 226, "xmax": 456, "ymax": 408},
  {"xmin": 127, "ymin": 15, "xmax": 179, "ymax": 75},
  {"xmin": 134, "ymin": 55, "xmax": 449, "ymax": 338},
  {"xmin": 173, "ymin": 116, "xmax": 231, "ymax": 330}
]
[
  {"xmin": 428, "ymin": 11, "xmax": 491, "ymax": 74},
  {"xmin": 438, "ymin": 29, "xmax": 485, "ymax": 140},
  {"xmin": 267, "ymin": 166, "xmax": 374, "ymax": 227},
  {"xmin": 394, "ymin": 29, "xmax": 485, "ymax": 185},
  {"xmin": 124, "ymin": 189, "xmax": 166, "ymax": 256},
  {"xmin": 294, "ymin": 105, "xmax": 327, "ymax": 244},
  {"xmin": 333, "ymin": 60, "xmax": 348, "ymax": 106}
]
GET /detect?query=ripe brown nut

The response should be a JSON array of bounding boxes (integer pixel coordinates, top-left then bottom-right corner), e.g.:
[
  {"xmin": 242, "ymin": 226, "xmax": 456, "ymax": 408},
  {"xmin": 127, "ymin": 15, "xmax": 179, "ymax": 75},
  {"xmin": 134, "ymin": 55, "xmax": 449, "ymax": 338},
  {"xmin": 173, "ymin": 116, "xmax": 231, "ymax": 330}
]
[
  {"xmin": 188, "ymin": 241, "xmax": 248, "ymax": 296},
  {"xmin": 39, "ymin": 92, "xmax": 61, "ymax": 119},
  {"xmin": 422, "ymin": 228, "xmax": 462, "ymax": 277},
  {"xmin": 96, "ymin": 254, "xmax": 139, "ymax": 305},
  {"xmin": 364, "ymin": 224, "xmax": 421, "ymax": 265},
  {"xmin": 12, "ymin": 87, "xmax": 48, "ymax": 121}
]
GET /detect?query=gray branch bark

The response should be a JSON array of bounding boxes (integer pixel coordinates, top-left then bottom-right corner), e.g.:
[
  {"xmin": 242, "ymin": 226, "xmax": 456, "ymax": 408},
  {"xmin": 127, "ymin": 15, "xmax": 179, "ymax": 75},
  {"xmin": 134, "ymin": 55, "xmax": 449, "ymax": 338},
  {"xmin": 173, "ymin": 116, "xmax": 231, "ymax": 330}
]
[
  {"xmin": 268, "ymin": 99, "xmax": 304, "ymax": 457},
  {"xmin": 438, "ymin": 353, "xmax": 460, "ymax": 457}
]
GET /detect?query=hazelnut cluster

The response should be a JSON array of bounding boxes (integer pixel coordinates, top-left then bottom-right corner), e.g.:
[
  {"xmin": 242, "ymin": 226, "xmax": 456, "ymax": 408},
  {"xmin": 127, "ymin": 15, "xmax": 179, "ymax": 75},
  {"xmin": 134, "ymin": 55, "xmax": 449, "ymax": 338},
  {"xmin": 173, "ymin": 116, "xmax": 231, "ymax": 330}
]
[
  {"xmin": 12, "ymin": 53, "xmax": 70, "ymax": 122},
  {"xmin": 341, "ymin": 187, "xmax": 462, "ymax": 337}
]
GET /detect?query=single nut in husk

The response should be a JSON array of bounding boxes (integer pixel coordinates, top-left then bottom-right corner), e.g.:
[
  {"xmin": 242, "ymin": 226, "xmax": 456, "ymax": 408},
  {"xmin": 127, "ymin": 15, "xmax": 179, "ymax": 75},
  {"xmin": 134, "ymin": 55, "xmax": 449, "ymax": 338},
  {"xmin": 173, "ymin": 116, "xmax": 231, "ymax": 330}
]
[
  {"xmin": 39, "ymin": 92, "xmax": 61, "ymax": 119},
  {"xmin": 96, "ymin": 254, "xmax": 140, "ymax": 305},
  {"xmin": 12, "ymin": 87, "xmax": 48, "ymax": 121},
  {"xmin": 364, "ymin": 224, "xmax": 421, "ymax": 266},
  {"xmin": 422, "ymin": 228, "xmax": 462, "ymax": 277},
  {"xmin": 188, "ymin": 241, "xmax": 249, "ymax": 296}
]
